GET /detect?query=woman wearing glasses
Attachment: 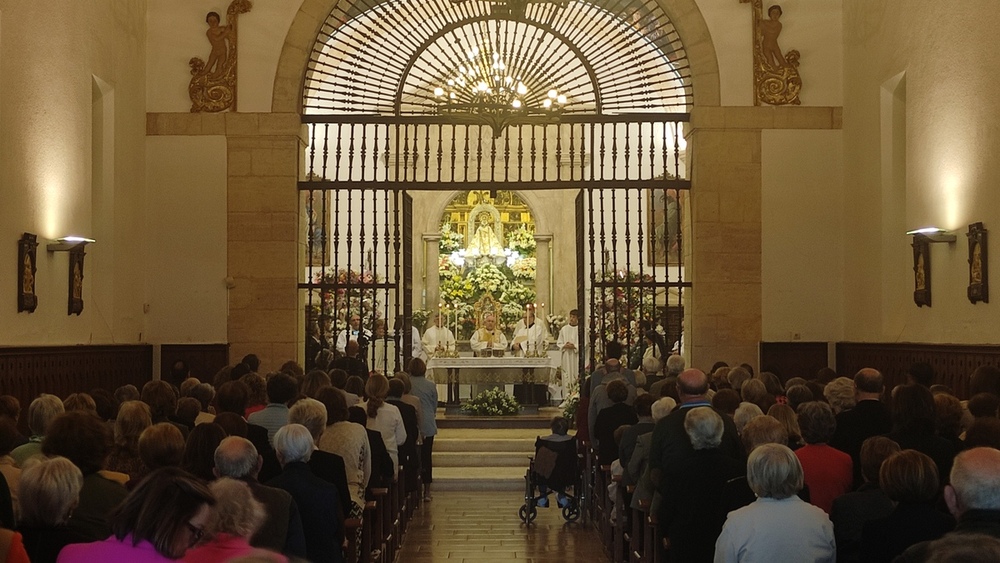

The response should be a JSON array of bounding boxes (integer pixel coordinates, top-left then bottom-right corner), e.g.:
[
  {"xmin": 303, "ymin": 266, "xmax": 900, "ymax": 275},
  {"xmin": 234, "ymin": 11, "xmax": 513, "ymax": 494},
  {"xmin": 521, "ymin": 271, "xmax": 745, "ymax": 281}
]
[{"xmin": 57, "ymin": 467, "xmax": 215, "ymax": 562}]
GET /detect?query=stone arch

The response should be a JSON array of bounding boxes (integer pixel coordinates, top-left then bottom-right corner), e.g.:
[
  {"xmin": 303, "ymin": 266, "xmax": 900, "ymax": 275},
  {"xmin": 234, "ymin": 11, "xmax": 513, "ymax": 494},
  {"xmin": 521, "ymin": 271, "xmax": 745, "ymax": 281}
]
[
  {"xmin": 417, "ymin": 190, "xmax": 551, "ymax": 237},
  {"xmin": 271, "ymin": 0, "xmax": 721, "ymax": 113}
]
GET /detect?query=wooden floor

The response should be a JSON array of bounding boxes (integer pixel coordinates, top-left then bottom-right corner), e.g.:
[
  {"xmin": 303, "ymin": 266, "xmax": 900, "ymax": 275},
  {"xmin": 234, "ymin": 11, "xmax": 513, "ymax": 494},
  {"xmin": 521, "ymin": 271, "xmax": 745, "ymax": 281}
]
[{"xmin": 397, "ymin": 490, "xmax": 611, "ymax": 562}]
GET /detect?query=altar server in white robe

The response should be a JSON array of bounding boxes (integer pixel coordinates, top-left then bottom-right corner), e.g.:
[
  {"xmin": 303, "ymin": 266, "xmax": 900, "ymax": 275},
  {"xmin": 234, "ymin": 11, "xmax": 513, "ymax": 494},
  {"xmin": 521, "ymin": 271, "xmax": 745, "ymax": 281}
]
[
  {"xmin": 555, "ymin": 309, "xmax": 582, "ymax": 401},
  {"xmin": 421, "ymin": 312, "xmax": 456, "ymax": 355},
  {"xmin": 469, "ymin": 313, "xmax": 508, "ymax": 353}
]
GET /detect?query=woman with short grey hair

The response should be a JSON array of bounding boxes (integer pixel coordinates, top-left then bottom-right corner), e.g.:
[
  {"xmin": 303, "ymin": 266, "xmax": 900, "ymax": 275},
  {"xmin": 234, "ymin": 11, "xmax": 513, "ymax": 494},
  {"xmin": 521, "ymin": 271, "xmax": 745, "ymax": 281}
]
[
  {"xmin": 715, "ymin": 444, "xmax": 835, "ymax": 562},
  {"xmin": 182, "ymin": 478, "xmax": 268, "ymax": 563},
  {"xmin": 17, "ymin": 456, "xmax": 90, "ymax": 562}
]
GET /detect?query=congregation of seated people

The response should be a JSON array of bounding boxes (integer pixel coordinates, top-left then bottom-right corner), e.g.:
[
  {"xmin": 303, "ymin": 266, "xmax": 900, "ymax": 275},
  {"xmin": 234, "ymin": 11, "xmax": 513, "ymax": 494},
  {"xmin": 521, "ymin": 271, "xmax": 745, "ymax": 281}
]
[
  {"xmin": 579, "ymin": 344, "xmax": 1000, "ymax": 563},
  {"xmin": 0, "ymin": 351, "xmax": 440, "ymax": 562}
]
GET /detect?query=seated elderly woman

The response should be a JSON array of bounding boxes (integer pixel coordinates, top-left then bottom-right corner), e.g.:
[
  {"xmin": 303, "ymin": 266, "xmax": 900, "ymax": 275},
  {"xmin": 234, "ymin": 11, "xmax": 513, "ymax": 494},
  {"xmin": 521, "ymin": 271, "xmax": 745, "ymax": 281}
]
[
  {"xmin": 660, "ymin": 407, "xmax": 744, "ymax": 562},
  {"xmin": 715, "ymin": 443, "xmax": 835, "ymax": 562},
  {"xmin": 266, "ymin": 424, "xmax": 345, "ymax": 563},
  {"xmin": 181, "ymin": 478, "xmax": 285, "ymax": 563},
  {"xmin": 106, "ymin": 401, "xmax": 152, "ymax": 482},
  {"xmin": 139, "ymin": 423, "xmax": 187, "ymax": 476},
  {"xmin": 17, "ymin": 456, "xmax": 89, "ymax": 563},
  {"xmin": 41, "ymin": 411, "xmax": 128, "ymax": 541},
  {"xmin": 59, "ymin": 467, "xmax": 215, "ymax": 562},
  {"xmin": 732, "ymin": 402, "xmax": 763, "ymax": 435},
  {"xmin": 795, "ymin": 401, "xmax": 853, "ymax": 514},
  {"xmin": 859, "ymin": 450, "xmax": 955, "ymax": 562},
  {"xmin": 10, "ymin": 394, "xmax": 64, "ymax": 466}
]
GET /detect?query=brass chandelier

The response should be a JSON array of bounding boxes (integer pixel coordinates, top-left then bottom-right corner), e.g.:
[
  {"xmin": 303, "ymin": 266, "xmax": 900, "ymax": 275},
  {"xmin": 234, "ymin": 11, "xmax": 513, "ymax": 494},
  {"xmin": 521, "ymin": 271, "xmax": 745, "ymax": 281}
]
[{"xmin": 433, "ymin": 46, "xmax": 567, "ymax": 136}]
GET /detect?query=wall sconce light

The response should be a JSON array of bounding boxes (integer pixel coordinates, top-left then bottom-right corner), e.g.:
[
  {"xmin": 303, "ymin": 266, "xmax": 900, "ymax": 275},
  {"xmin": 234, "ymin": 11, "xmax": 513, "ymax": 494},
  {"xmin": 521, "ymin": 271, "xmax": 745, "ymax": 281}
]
[
  {"xmin": 46, "ymin": 236, "xmax": 96, "ymax": 252},
  {"xmin": 906, "ymin": 227, "xmax": 956, "ymax": 243}
]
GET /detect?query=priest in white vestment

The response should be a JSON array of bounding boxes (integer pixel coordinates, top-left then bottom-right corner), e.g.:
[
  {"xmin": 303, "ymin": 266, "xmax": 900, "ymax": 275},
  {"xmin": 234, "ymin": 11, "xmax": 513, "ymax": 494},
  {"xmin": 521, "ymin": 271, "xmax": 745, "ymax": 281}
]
[
  {"xmin": 511, "ymin": 308, "xmax": 546, "ymax": 356},
  {"xmin": 469, "ymin": 313, "xmax": 507, "ymax": 353},
  {"xmin": 422, "ymin": 313, "xmax": 456, "ymax": 355},
  {"xmin": 555, "ymin": 309, "xmax": 581, "ymax": 401}
]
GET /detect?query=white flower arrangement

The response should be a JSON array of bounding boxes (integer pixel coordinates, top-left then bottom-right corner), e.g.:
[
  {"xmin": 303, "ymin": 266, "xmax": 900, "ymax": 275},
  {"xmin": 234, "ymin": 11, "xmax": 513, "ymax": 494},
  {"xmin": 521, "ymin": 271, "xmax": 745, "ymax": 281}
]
[
  {"xmin": 467, "ymin": 263, "xmax": 509, "ymax": 294},
  {"xmin": 547, "ymin": 313, "xmax": 567, "ymax": 334},
  {"xmin": 462, "ymin": 387, "xmax": 521, "ymax": 416},
  {"xmin": 510, "ymin": 257, "xmax": 536, "ymax": 280},
  {"xmin": 507, "ymin": 227, "xmax": 537, "ymax": 256}
]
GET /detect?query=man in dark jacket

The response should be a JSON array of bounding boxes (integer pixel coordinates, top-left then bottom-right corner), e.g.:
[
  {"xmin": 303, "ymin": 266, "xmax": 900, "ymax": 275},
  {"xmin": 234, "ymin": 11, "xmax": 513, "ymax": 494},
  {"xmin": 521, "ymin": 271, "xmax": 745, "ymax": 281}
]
[
  {"xmin": 829, "ymin": 368, "xmax": 891, "ymax": 486},
  {"xmin": 268, "ymin": 424, "xmax": 345, "ymax": 563}
]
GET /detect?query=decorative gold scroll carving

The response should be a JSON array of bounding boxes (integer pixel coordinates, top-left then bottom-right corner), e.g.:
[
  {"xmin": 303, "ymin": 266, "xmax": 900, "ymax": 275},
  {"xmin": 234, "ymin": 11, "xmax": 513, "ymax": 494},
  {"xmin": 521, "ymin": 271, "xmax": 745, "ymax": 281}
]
[
  {"xmin": 188, "ymin": 0, "xmax": 252, "ymax": 113},
  {"xmin": 740, "ymin": 0, "xmax": 801, "ymax": 106}
]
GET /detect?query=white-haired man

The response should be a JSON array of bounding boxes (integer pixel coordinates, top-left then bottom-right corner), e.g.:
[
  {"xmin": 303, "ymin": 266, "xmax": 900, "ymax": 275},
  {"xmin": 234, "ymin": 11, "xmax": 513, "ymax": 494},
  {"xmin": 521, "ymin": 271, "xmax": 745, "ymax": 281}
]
[
  {"xmin": 896, "ymin": 447, "xmax": 1000, "ymax": 562},
  {"xmin": 267, "ymin": 424, "xmax": 345, "ymax": 563},
  {"xmin": 650, "ymin": 354, "xmax": 685, "ymax": 398},
  {"xmin": 214, "ymin": 436, "xmax": 307, "ymax": 558}
]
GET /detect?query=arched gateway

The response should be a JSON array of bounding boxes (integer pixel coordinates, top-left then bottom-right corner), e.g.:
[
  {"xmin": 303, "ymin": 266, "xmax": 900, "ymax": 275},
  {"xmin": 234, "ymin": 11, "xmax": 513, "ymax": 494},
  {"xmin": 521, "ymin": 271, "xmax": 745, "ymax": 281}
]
[{"xmin": 298, "ymin": 0, "xmax": 695, "ymax": 384}]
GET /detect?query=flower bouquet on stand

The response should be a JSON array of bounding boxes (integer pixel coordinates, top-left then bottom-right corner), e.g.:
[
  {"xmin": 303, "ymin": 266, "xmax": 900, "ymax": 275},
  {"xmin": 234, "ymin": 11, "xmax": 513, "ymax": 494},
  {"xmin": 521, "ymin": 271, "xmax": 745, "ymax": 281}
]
[{"xmin": 462, "ymin": 388, "xmax": 521, "ymax": 416}]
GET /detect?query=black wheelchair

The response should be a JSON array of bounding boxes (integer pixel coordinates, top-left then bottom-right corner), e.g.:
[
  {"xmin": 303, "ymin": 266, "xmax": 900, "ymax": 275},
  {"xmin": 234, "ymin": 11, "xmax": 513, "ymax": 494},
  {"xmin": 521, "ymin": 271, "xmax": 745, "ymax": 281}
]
[{"xmin": 518, "ymin": 436, "xmax": 582, "ymax": 524}]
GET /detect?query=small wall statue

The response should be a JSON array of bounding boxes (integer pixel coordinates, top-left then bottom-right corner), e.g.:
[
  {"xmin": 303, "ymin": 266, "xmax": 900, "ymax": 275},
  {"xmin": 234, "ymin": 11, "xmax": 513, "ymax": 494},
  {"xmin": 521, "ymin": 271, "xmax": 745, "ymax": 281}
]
[
  {"xmin": 740, "ymin": 1, "xmax": 801, "ymax": 106},
  {"xmin": 189, "ymin": 0, "xmax": 253, "ymax": 112}
]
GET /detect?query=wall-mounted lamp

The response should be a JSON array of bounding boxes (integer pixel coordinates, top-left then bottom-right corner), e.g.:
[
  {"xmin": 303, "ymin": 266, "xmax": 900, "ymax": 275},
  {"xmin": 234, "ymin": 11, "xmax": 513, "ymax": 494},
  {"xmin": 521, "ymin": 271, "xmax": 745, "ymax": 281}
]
[
  {"xmin": 906, "ymin": 227, "xmax": 956, "ymax": 243},
  {"xmin": 47, "ymin": 236, "xmax": 96, "ymax": 252}
]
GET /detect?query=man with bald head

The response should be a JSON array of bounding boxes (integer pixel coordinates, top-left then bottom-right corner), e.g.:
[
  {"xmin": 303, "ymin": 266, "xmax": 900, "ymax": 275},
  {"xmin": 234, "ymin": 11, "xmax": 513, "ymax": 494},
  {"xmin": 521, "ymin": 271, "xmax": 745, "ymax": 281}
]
[
  {"xmin": 331, "ymin": 339, "xmax": 369, "ymax": 378},
  {"xmin": 829, "ymin": 367, "xmax": 892, "ymax": 486},
  {"xmin": 897, "ymin": 447, "xmax": 1000, "ymax": 561},
  {"xmin": 647, "ymin": 368, "xmax": 742, "ymax": 556},
  {"xmin": 215, "ymin": 436, "xmax": 307, "ymax": 558}
]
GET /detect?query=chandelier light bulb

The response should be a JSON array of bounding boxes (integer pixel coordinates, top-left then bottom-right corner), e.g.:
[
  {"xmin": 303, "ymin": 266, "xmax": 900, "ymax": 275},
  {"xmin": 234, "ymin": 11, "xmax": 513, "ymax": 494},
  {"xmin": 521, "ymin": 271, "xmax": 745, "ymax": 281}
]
[
  {"xmin": 459, "ymin": 65, "xmax": 466, "ymax": 74},
  {"xmin": 547, "ymin": 89, "xmax": 557, "ymax": 99},
  {"xmin": 478, "ymin": 81, "xmax": 488, "ymax": 91},
  {"xmin": 504, "ymin": 76, "xmax": 514, "ymax": 85},
  {"xmin": 512, "ymin": 99, "xmax": 522, "ymax": 108},
  {"xmin": 434, "ymin": 87, "xmax": 445, "ymax": 97},
  {"xmin": 557, "ymin": 94, "xmax": 567, "ymax": 104},
  {"xmin": 516, "ymin": 83, "xmax": 527, "ymax": 95},
  {"xmin": 449, "ymin": 92, "xmax": 456, "ymax": 99},
  {"xmin": 542, "ymin": 98, "xmax": 552, "ymax": 108}
]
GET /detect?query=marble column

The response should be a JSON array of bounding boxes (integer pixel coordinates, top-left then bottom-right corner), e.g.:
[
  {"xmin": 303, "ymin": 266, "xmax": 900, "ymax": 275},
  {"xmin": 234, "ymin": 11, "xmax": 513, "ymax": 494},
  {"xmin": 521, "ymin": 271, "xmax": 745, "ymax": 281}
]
[
  {"xmin": 533, "ymin": 234, "xmax": 552, "ymax": 323},
  {"xmin": 422, "ymin": 233, "xmax": 441, "ymax": 311}
]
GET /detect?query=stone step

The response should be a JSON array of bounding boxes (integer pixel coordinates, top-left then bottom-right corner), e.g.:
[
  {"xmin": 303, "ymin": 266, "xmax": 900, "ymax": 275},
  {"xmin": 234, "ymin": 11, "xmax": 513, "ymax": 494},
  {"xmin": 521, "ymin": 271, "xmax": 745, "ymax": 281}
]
[
  {"xmin": 431, "ymin": 466, "xmax": 525, "ymax": 492},
  {"xmin": 434, "ymin": 438, "xmax": 537, "ymax": 453},
  {"xmin": 434, "ymin": 451, "xmax": 533, "ymax": 467}
]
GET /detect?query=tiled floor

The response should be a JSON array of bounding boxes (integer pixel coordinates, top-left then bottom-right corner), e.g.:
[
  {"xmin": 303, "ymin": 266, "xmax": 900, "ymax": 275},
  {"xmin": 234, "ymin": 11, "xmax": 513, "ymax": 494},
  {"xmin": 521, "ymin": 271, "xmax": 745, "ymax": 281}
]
[{"xmin": 397, "ymin": 491, "xmax": 610, "ymax": 562}]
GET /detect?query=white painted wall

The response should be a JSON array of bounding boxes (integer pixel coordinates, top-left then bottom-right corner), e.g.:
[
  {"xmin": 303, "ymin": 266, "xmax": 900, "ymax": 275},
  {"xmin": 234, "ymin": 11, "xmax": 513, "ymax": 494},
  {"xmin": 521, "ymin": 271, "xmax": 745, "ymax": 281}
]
[
  {"xmin": 761, "ymin": 129, "xmax": 843, "ymax": 342},
  {"xmin": 842, "ymin": 0, "xmax": 1000, "ymax": 343},
  {"xmin": 144, "ymin": 136, "xmax": 229, "ymax": 343},
  {"xmin": 0, "ymin": 0, "xmax": 147, "ymax": 345}
]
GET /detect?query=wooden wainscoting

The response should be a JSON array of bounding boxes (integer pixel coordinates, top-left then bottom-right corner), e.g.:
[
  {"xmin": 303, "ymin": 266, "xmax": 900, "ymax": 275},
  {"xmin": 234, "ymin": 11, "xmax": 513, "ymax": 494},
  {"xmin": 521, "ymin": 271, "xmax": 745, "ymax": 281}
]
[
  {"xmin": 0, "ymin": 345, "xmax": 153, "ymax": 431},
  {"xmin": 160, "ymin": 344, "xmax": 230, "ymax": 385},
  {"xmin": 836, "ymin": 342, "xmax": 1000, "ymax": 399},
  {"xmin": 759, "ymin": 342, "xmax": 830, "ymax": 383}
]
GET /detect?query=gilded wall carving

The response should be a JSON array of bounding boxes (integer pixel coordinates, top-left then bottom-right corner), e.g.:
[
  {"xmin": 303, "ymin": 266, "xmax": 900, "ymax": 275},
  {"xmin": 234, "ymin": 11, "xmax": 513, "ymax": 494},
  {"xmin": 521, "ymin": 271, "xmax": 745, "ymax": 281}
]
[
  {"xmin": 189, "ymin": 0, "xmax": 252, "ymax": 112},
  {"xmin": 741, "ymin": 0, "xmax": 801, "ymax": 106}
]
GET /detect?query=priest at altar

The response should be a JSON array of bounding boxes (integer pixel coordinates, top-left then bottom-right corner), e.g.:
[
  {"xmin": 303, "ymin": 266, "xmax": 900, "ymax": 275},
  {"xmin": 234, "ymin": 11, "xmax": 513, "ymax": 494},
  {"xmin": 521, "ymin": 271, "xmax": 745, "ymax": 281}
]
[
  {"xmin": 469, "ymin": 313, "xmax": 508, "ymax": 352},
  {"xmin": 511, "ymin": 306, "xmax": 546, "ymax": 356},
  {"xmin": 422, "ymin": 312, "xmax": 456, "ymax": 353}
]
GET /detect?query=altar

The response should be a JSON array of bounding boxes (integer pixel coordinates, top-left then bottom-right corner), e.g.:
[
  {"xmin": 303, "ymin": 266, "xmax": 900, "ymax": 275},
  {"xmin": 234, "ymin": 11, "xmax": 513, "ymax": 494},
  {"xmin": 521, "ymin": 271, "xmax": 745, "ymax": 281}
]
[{"xmin": 427, "ymin": 354, "xmax": 555, "ymax": 406}]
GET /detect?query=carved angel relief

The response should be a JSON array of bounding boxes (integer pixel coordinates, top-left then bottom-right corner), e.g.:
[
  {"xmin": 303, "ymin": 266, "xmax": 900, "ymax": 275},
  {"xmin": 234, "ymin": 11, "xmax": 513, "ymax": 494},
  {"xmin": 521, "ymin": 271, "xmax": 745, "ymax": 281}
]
[
  {"xmin": 189, "ymin": 0, "xmax": 253, "ymax": 113},
  {"xmin": 740, "ymin": 1, "xmax": 801, "ymax": 106}
]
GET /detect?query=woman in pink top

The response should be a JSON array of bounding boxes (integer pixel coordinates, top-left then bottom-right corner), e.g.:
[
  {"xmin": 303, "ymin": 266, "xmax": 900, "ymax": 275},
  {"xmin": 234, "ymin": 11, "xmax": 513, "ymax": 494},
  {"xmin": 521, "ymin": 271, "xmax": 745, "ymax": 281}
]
[
  {"xmin": 57, "ymin": 467, "xmax": 215, "ymax": 562},
  {"xmin": 183, "ymin": 478, "xmax": 287, "ymax": 563}
]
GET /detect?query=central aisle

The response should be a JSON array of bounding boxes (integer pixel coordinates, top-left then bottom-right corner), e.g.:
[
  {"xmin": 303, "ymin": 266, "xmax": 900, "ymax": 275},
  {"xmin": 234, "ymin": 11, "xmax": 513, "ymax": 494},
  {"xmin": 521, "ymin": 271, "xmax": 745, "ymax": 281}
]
[{"xmin": 397, "ymin": 490, "xmax": 610, "ymax": 562}]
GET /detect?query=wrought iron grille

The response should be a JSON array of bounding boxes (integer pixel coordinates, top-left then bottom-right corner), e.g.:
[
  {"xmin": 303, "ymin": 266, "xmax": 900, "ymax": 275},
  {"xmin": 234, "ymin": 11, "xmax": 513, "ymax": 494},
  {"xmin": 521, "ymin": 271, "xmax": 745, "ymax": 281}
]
[
  {"xmin": 301, "ymin": 114, "xmax": 688, "ymax": 190},
  {"xmin": 301, "ymin": 186, "xmax": 413, "ymax": 373},
  {"xmin": 304, "ymin": 0, "xmax": 692, "ymax": 115}
]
